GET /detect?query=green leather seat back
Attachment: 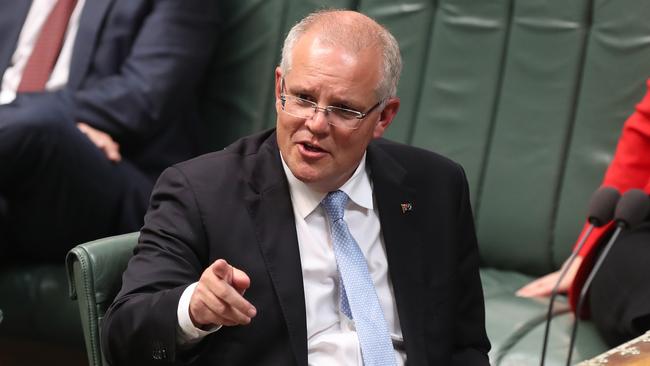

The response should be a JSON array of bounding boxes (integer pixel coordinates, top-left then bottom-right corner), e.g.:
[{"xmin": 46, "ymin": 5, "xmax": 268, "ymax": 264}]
[
  {"xmin": 475, "ymin": 0, "xmax": 592, "ymax": 275},
  {"xmin": 411, "ymin": 0, "xmax": 511, "ymax": 200},
  {"xmin": 199, "ymin": 0, "xmax": 287, "ymax": 151},
  {"xmin": 360, "ymin": 0, "xmax": 437, "ymax": 143},
  {"xmin": 552, "ymin": 0, "xmax": 650, "ymax": 265},
  {"xmin": 479, "ymin": 0, "xmax": 650, "ymax": 275}
]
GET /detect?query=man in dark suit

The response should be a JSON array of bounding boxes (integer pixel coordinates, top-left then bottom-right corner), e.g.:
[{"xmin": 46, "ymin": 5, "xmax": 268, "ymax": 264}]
[
  {"xmin": 102, "ymin": 10, "xmax": 490, "ymax": 365},
  {"xmin": 0, "ymin": 0, "xmax": 219, "ymax": 259}
]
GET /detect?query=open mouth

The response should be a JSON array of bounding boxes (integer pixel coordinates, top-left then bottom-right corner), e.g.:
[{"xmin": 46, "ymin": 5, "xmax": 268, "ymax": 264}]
[{"xmin": 301, "ymin": 142, "xmax": 325, "ymax": 153}]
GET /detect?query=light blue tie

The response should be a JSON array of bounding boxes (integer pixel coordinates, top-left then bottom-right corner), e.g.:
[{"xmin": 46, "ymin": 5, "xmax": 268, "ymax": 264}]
[{"xmin": 322, "ymin": 190, "xmax": 397, "ymax": 366}]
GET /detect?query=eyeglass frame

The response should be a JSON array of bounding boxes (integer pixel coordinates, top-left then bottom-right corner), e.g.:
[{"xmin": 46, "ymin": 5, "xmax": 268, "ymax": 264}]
[{"xmin": 279, "ymin": 78, "xmax": 383, "ymax": 130}]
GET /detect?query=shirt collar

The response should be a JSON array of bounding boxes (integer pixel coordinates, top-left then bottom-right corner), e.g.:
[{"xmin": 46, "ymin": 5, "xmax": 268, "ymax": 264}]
[{"xmin": 280, "ymin": 152, "xmax": 374, "ymax": 219}]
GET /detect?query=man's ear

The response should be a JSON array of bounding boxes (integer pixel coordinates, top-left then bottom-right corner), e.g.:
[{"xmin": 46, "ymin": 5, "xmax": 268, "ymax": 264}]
[
  {"xmin": 275, "ymin": 67, "xmax": 283, "ymax": 99},
  {"xmin": 373, "ymin": 97, "xmax": 400, "ymax": 139},
  {"xmin": 274, "ymin": 67, "xmax": 283, "ymax": 113}
]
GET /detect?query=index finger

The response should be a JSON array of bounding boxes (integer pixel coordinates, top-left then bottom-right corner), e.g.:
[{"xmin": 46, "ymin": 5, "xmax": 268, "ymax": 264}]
[
  {"xmin": 208, "ymin": 260, "xmax": 256, "ymax": 314},
  {"xmin": 211, "ymin": 259, "xmax": 233, "ymax": 283},
  {"xmin": 203, "ymin": 273, "xmax": 256, "ymax": 319}
]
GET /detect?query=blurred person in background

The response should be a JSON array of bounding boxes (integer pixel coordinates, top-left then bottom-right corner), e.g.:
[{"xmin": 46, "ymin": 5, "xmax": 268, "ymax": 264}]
[{"xmin": 0, "ymin": 0, "xmax": 220, "ymax": 259}]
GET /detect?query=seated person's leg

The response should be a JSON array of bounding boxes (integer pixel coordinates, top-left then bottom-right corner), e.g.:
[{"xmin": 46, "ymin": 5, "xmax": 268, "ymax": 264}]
[
  {"xmin": 589, "ymin": 222, "xmax": 650, "ymax": 346},
  {"xmin": 0, "ymin": 92, "xmax": 152, "ymax": 260}
]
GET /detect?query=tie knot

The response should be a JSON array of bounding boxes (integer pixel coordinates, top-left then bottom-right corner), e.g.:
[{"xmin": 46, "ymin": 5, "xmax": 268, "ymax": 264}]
[{"xmin": 321, "ymin": 190, "xmax": 348, "ymax": 221}]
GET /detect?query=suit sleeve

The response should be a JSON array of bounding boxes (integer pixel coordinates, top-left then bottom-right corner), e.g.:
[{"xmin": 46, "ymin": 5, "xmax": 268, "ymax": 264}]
[
  {"xmin": 73, "ymin": 0, "xmax": 219, "ymax": 139},
  {"xmin": 452, "ymin": 165, "xmax": 491, "ymax": 365},
  {"xmin": 101, "ymin": 166, "xmax": 209, "ymax": 366}
]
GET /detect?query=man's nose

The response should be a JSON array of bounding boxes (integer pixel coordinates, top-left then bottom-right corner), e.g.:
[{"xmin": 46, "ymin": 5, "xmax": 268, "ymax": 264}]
[{"xmin": 305, "ymin": 107, "xmax": 330, "ymax": 133}]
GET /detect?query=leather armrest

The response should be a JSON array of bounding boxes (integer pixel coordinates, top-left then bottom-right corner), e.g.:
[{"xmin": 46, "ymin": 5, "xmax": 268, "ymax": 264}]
[{"xmin": 65, "ymin": 232, "xmax": 139, "ymax": 366}]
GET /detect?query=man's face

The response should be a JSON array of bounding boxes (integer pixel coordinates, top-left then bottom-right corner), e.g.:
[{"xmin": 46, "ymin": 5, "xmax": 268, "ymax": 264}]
[{"xmin": 275, "ymin": 33, "xmax": 400, "ymax": 193}]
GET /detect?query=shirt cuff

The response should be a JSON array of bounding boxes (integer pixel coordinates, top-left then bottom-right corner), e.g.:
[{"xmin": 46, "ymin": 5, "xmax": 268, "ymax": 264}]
[{"xmin": 176, "ymin": 282, "xmax": 222, "ymax": 346}]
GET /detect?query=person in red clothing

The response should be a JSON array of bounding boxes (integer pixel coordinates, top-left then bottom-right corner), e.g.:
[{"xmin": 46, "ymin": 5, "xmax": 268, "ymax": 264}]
[{"xmin": 518, "ymin": 79, "xmax": 650, "ymax": 347}]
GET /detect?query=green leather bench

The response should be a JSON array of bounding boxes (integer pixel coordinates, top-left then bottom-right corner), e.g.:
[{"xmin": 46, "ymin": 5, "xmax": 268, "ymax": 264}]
[{"xmin": 5, "ymin": 0, "xmax": 650, "ymax": 365}]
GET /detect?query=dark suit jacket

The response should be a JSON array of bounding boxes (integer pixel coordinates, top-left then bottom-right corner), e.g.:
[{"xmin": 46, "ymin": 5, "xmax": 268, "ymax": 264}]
[
  {"xmin": 102, "ymin": 129, "xmax": 491, "ymax": 365},
  {"xmin": 0, "ymin": 0, "xmax": 219, "ymax": 177}
]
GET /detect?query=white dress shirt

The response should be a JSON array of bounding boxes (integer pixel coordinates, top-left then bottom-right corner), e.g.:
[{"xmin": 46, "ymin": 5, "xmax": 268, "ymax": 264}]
[
  {"xmin": 177, "ymin": 152, "xmax": 406, "ymax": 365},
  {"xmin": 0, "ymin": 0, "xmax": 86, "ymax": 105}
]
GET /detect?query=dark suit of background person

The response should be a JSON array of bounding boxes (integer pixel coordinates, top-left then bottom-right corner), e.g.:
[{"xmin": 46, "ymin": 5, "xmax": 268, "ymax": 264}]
[
  {"xmin": 102, "ymin": 10, "xmax": 490, "ymax": 366},
  {"xmin": 0, "ymin": 0, "xmax": 219, "ymax": 259}
]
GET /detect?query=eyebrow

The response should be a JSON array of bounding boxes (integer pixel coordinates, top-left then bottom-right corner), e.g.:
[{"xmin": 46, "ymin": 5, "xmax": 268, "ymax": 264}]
[{"xmin": 288, "ymin": 85, "xmax": 366, "ymax": 111}]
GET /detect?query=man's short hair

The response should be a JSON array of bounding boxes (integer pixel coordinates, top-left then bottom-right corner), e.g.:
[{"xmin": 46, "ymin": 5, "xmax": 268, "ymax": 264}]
[{"xmin": 280, "ymin": 10, "xmax": 402, "ymax": 102}]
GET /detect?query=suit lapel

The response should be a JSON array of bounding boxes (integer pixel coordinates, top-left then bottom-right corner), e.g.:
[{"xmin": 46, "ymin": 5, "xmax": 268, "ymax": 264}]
[
  {"xmin": 0, "ymin": 0, "xmax": 32, "ymax": 76},
  {"xmin": 68, "ymin": 0, "xmax": 113, "ymax": 89},
  {"xmin": 243, "ymin": 133, "xmax": 308, "ymax": 366},
  {"xmin": 367, "ymin": 142, "xmax": 427, "ymax": 365},
  {"xmin": 242, "ymin": 135, "xmax": 427, "ymax": 365}
]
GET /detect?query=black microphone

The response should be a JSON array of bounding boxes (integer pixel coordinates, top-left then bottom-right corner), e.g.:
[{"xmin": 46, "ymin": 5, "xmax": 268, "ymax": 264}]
[
  {"xmin": 539, "ymin": 187, "xmax": 620, "ymax": 366},
  {"xmin": 566, "ymin": 188, "xmax": 650, "ymax": 366}
]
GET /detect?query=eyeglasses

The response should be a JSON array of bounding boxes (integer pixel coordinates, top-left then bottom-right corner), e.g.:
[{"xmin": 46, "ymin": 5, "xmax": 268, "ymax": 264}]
[{"xmin": 279, "ymin": 79, "xmax": 382, "ymax": 130}]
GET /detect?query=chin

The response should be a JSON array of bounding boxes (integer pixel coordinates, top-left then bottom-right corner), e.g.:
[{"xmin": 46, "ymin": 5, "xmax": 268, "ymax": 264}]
[{"xmin": 291, "ymin": 168, "xmax": 321, "ymax": 184}]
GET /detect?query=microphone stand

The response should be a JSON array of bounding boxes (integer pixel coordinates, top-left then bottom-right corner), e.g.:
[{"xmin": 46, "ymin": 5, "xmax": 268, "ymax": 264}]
[
  {"xmin": 539, "ymin": 225, "xmax": 594, "ymax": 366},
  {"xmin": 565, "ymin": 225, "xmax": 624, "ymax": 366}
]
